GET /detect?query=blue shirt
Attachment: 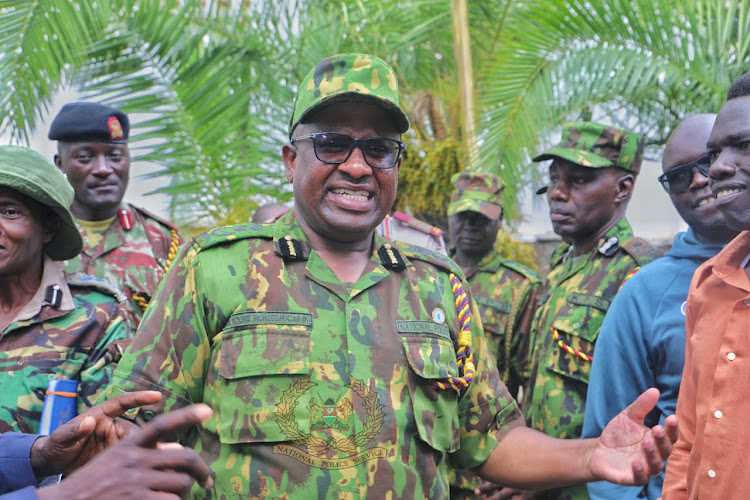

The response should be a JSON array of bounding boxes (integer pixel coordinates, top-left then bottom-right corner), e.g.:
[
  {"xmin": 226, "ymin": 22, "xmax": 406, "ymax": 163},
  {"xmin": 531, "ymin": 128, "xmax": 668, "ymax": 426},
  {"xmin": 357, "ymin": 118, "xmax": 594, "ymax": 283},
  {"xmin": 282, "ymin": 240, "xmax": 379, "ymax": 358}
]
[
  {"xmin": 582, "ymin": 228, "xmax": 725, "ymax": 500},
  {"xmin": 0, "ymin": 432, "xmax": 40, "ymax": 499}
]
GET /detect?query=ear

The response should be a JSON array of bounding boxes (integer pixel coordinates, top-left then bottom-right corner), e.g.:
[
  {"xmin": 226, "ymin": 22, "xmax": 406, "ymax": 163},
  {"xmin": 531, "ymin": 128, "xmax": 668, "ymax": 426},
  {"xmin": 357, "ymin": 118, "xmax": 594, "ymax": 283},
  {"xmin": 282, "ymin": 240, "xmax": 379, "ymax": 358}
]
[
  {"xmin": 53, "ymin": 154, "xmax": 62, "ymax": 170},
  {"xmin": 282, "ymin": 143, "xmax": 298, "ymax": 183},
  {"xmin": 42, "ymin": 216, "xmax": 58, "ymax": 246},
  {"xmin": 614, "ymin": 173, "xmax": 635, "ymax": 204}
]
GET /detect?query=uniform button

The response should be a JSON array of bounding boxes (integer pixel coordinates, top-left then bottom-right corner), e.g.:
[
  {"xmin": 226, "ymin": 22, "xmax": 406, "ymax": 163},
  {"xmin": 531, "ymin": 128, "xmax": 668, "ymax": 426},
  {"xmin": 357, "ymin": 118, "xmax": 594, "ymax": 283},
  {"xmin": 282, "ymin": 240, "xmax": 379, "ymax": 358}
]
[
  {"xmin": 728, "ymin": 352, "xmax": 737, "ymax": 361},
  {"xmin": 573, "ymin": 323, "xmax": 580, "ymax": 329},
  {"xmin": 708, "ymin": 469, "xmax": 716, "ymax": 478},
  {"xmin": 714, "ymin": 410, "xmax": 723, "ymax": 419},
  {"xmin": 142, "ymin": 410, "xmax": 155, "ymax": 421}
]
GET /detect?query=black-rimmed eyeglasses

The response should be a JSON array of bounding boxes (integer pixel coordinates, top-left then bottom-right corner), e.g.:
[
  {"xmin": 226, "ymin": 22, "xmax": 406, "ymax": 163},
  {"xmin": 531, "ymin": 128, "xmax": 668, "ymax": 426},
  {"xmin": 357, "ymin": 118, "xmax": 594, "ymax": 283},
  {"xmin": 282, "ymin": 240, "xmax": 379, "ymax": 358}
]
[
  {"xmin": 290, "ymin": 132, "xmax": 405, "ymax": 170},
  {"xmin": 657, "ymin": 155, "xmax": 711, "ymax": 194}
]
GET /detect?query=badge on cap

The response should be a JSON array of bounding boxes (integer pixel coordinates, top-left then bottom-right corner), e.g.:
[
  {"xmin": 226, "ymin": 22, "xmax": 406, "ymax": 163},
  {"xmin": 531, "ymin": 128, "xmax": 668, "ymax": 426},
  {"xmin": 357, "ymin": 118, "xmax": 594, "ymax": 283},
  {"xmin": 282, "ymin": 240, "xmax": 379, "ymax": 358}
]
[
  {"xmin": 432, "ymin": 308, "xmax": 446, "ymax": 324},
  {"xmin": 108, "ymin": 116, "xmax": 124, "ymax": 141}
]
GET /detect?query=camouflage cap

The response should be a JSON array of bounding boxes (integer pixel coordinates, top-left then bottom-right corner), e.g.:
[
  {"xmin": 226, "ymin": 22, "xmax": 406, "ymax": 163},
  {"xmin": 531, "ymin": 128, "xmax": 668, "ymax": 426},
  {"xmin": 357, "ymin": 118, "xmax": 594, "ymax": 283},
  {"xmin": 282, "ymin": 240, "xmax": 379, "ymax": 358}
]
[
  {"xmin": 289, "ymin": 53, "xmax": 410, "ymax": 137},
  {"xmin": 447, "ymin": 172, "xmax": 505, "ymax": 220},
  {"xmin": 0, "ymin": 145, "xmax": 82, "ymax": 260},
  {"xmin": 533, "ymin": 121, "xmax": 645, "ymax": 174}
]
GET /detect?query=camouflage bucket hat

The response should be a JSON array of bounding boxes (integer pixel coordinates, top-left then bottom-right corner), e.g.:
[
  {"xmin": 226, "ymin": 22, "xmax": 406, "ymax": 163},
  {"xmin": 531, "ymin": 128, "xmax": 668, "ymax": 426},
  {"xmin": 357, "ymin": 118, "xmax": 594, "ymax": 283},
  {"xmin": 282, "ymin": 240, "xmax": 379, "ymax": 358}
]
[
  {"xmin": 0, "ymin": 145, "xmax": 82, "ymax": 260},
  {"xmin": 289, "ymin": 53, "xmax": 410, "ymax": 137},
  {"xmin": 533, "ymin": 122, "xmax": 645, "ymax": 194},
  {"xmin": 447, "ymin": 172, "xmax": 505, "ymax": 220}
]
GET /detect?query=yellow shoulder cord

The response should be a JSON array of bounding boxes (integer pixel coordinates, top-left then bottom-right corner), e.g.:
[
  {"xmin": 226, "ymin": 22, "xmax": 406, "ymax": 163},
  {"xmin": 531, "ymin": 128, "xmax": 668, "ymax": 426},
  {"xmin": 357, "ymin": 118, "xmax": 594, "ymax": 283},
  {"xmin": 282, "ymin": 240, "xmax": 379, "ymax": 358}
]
[
  {"xmin": 432, "ymin": 273, "xmax": 476, "ymax": 392},
  {"xmin": 133, "ymin": 229, "xmax": 180, "ymax": 312},
  {"xmin": 502, "ymin": 281, "xmax": 529, "ymax": 384}
]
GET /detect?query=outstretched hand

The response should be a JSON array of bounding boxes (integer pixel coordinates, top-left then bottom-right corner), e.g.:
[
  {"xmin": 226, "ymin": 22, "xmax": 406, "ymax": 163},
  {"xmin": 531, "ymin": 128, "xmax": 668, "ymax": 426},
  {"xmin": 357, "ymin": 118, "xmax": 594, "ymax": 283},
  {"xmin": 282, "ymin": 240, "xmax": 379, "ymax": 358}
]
[
  {"xmin": 36, "ymin": 402, "xmax": 214, "ymax": 500},
  {"xmin": 32, "ymin": 390, "xmax": 162, "ymax": 476},
  {"xmin": 587, "ymin": 388, "xmax": 678, "ymax": 485}
]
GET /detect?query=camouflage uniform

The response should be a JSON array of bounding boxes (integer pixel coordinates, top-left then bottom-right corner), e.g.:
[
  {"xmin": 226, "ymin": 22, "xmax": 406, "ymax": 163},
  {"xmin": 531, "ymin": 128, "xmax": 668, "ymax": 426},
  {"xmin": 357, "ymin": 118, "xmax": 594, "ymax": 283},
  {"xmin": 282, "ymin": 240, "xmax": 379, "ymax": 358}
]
[
  {"xmin": 63, "ymin": 202, "xmax": 183, "ymax": 329},
  {"xmin": 447, "ymin": 172, "xmax": 542, "ymax": 497},
  {"xmin": 525, "ymin": 122, "xmax": 663, "ymax": 500},
  {"xmin": 0, "ymin": 259, "xmax": 129, "ymax": 435},
  {"xmin": 107, "ymin": 210, "xmax": 524, "ymax": 499}
]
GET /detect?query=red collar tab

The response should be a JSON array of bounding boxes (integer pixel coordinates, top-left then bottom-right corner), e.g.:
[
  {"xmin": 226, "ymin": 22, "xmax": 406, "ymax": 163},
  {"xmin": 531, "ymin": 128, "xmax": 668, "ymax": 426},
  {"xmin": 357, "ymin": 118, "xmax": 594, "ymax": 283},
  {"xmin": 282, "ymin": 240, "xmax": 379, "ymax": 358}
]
[{"xmin": 119, "ymin": 209, "xmax": 133, "ymax": 231}]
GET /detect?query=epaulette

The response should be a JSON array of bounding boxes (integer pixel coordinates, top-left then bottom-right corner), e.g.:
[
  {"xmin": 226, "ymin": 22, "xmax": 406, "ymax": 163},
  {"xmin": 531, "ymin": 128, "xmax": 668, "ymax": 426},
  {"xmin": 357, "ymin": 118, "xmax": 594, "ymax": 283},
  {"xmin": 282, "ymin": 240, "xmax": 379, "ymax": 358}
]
[
  {"xmin": 67, "ymin": 272, "xmax": 127, "ymax": 303},
  {"xmin": 393, "ymin": 240, "xmax": 465, "ymax": 278},
  {"xmin": 500, "ymin": 259, "xmax": 542, "ymax": 282},
  {"xmin": 129, "ymin": 203, "xmax": 181, "ymax": 232},
  {"xmin": 620, "ymin": 237, "xmax": 665, "ymax": 266},
  {"xmin": 192, "ymin": 223, "xmax": 274, "ymax": 252}
]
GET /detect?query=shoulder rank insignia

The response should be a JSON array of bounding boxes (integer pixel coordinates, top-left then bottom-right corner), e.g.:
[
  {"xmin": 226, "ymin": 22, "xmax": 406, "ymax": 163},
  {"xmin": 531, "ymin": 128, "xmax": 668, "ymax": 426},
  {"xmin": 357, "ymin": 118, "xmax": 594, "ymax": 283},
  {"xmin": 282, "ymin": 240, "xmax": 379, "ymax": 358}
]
[
  {"xmin": 597, "ymin": 236, "xmax": 619, "ymax": 257},
  {"xmin": 378, "ymin": 243, "xmax": 406, "ymax": 270},
  {"xmin": 279, "ymin": 235, "xmax": 304, "ymax": 260}
]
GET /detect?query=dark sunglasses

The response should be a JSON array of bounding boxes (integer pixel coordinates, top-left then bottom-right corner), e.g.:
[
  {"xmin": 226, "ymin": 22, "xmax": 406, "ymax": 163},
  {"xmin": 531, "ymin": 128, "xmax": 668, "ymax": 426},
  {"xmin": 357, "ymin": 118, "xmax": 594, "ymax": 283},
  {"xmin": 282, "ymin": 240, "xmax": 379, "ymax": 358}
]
[
  {"xmin": 290, "ymin": 132, "xmax": 405, "ymax": 170},
  {"xmin": 657, "ymin": 154, "xmax": 711, "ymax": 194}
]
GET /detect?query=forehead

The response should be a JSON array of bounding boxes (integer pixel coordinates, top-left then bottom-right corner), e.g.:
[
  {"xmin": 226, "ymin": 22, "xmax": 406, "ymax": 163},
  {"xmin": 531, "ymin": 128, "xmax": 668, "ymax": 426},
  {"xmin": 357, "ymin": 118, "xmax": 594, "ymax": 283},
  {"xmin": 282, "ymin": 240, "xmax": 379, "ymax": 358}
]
[
  {"xmin": 300, "ymin": 102, "xmax": 400, "ymax": 137},
  {"xmin": 0, "ymin": 186, "xmax": 40, "ymax": 210},
  {"xmin": 663, "ymin": 119, "xmax": 714, "ymax": 171},
  {"xmin": 548, "ymin": 159, "xmax": 601, "ymax": 176},
  {"xmin": 709, "ymin": 96, "xmax": 750, "ymax": 146},
  {"xmin": 63, "ymin": 141, "xmax": 129, "ymax": 154}
]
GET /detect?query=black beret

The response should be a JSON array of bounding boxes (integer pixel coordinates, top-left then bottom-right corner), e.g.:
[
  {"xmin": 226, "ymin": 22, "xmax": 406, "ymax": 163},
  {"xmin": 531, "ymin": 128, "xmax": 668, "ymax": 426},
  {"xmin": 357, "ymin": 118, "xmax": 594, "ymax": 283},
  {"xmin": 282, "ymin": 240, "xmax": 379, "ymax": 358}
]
[{"xmin": 48, "ymin": 102, "xmax": 130, "ymax": 143}]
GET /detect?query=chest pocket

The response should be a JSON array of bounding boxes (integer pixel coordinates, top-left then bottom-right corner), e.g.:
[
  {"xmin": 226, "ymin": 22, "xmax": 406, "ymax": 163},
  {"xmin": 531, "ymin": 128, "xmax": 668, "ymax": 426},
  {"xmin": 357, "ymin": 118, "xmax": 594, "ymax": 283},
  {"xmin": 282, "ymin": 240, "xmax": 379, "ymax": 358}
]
[
  {"xmin": 544, "ymin": 293, "xmax": 609, "ymax": 385},
  {"xmin": 398, "ymin": 320, "xmax": 460, "ymax": 453},
  {"xmin": 474, "ymin": 297, "xmax": 511, "ymax": 355},
  {"xmin": 216, "ymin": 311, "xmax": 312, "ymax": 445}
]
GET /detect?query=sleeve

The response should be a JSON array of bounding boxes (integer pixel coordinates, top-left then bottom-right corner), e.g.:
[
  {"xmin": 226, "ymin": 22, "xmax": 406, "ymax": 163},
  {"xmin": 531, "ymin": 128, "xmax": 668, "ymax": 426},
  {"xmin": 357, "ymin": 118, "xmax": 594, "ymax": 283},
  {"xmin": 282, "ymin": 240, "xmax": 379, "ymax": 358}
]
[
  {"xmin": 77, "ymin": 300, "xmax": 132, "ymax": 412},
  {"xmin": 0, "ymin": 433, "xmax": 40, "ymax": 495},
  {"xmin": 510, "ymin": 279, "xmax": 542, "ymax": 401},
  {"xmin": 661, "ymin": 290, "xmax": 697, "ymax": 499},
  {"xmin": 583, "ymin": 276, "xmax": 658, "ymax": 500},
  {"xmin": 0, "ymin": 488, "xmax": 38, "ymax": 500},
  {"xmin": 104, "ymin": 241, "xmax": 212, "ymax": 428},
  {"xmin": 450, "ymin": 292, "xmax": 525, "ymax": 470}
]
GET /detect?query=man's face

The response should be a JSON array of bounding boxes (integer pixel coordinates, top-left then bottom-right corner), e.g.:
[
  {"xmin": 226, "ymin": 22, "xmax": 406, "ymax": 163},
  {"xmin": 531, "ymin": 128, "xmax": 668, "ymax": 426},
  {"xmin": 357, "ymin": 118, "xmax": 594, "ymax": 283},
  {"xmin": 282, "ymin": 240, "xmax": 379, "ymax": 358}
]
[
  {"xmin": 0, "ymin": 187, "xmax": 53, "ymax": 277},
  {"xmin": 708, "ymin": 96, "xmax": 750, "ymax": 231},
  {"xmin": 55, "ymin": 141, "xmax": 130, "ymax": 221},
  {"xmin": 663, "ymin": 118, "xmax": 736, "ymax": 243},
  {"xmin": 282, "ymin": 102, "xmax": 401, "ymax": 244},
  {"xmin": 546, "ymin": 160, "xmax": 624, "ymax": 247},
  {"xmin": 449, "ymin": 211, "xmax": 499, "ymax": 259}
]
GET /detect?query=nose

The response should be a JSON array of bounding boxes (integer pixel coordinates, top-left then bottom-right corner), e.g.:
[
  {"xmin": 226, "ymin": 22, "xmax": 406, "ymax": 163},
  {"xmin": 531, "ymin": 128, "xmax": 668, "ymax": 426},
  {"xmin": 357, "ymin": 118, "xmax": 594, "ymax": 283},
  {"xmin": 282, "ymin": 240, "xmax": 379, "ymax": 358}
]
[
  {"xmin": 336, "ymin": 145, "xmax": 373, "ymax": 179},
  {"xmin": 548, "ymin": 180, "xmax": 569, "ymax": 201},
  {"xmin": 708, "ymin": 151, "xmax": 736, "ymax": 182},
  {"xmin": 91, "ymin": 154, "xmax": 113, "ymax": 175},
  {"xmin": 689, "ymin": 167, "xmax": 709, "ymax": 191}
]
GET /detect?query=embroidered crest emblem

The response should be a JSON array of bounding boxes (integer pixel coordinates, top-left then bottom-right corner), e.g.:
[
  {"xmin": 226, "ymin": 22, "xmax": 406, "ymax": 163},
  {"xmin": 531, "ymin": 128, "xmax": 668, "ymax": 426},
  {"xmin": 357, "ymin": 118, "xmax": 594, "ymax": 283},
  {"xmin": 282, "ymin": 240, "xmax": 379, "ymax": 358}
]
[
  {"xmin": 273, "ymin": 377, "xmax": 386, "ymax": 469},
  {"xmin": 432, "ymin": 308, "xmax": 446, "ymax": 324},
  {"xmin": 108, "ymin": 116, "xmax": 124, "ymax": 140}
]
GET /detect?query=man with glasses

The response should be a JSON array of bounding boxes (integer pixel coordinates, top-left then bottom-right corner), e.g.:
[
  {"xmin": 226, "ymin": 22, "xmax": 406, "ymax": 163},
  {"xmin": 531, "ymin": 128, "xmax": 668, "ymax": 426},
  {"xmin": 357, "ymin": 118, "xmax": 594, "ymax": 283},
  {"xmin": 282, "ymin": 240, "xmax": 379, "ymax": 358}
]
[
  {"xmin": 582, "ymin": 114, "xmax": 737, "ymax": 500},
  {"xmin": 105, "ymin": 53, "xmax": 676, "ymax": 498}
]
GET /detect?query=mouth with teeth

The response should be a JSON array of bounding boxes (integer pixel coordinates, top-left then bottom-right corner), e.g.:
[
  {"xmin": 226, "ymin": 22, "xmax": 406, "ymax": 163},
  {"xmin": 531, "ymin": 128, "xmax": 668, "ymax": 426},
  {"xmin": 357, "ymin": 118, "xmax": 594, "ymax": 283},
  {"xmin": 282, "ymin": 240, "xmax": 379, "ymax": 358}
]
[
  {"xmin": 715, "ymin": 187, "xmax": 745, "ymax": 199},
  {"xmin": 331, "ymin": 189, "xmax": 371, "ymax": 202},
  {"xmin": 696, "ymin": 196, "xmax": 715, "ymax": 207}
]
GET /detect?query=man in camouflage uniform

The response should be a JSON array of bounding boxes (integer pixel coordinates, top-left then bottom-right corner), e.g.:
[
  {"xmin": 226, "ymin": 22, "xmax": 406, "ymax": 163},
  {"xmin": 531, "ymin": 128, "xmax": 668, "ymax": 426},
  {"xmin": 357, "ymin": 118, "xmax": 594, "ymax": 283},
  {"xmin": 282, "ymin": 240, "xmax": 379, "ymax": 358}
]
[
  {"xmin": 49, "ymin": 102, "xmax": 184, "ymax": 329},
  {"xmin": 106, "ymin": 54, "xmax": 676, "ymax": 499},
  {"xmin": 522, "ymin": 122, "xmax": 664, "ymax": 500},
  {"xmin": 447, "ymin": 172, "xmax": 542, "ymax": 498},
  {"xmin": 0, "ymin": 146, "xmax": 130, "ymax": 434}
]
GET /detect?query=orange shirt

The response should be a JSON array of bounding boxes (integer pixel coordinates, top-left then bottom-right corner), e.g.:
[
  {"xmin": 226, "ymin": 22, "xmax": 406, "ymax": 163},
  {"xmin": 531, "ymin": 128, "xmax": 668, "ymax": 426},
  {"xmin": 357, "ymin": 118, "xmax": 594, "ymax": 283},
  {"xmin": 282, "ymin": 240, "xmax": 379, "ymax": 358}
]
[{"xmin": 663, "ymin": 231, "xmax": 750, "ymax": 499}]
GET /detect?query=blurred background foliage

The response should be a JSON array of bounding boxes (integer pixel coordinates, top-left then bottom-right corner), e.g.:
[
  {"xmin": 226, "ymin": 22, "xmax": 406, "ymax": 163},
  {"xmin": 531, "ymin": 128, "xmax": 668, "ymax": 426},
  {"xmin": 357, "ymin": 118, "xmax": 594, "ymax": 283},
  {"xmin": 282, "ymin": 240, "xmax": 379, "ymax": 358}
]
[{"xmin": 1, "ymin": 0, "xmax": 749, "ymax": 251}]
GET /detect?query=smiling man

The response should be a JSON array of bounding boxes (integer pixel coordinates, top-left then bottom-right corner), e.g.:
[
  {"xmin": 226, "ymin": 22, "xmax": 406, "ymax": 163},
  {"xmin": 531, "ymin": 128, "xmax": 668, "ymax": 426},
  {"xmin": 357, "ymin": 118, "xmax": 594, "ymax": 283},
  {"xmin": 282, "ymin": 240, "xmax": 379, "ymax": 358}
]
[
  {"xmin": 49, "ymin": 102, "xmax": 183, "ymax": 329},
  {"xmin": 662, "ymin": 73, "xmax": 750, "ymax": 499},
  {"xmin": 105, "ymin": 55, "xmax": 676, "ymax": 499},
  {"xmin": 522, "ymin": 122, "xmax": 664, "ymax": 500},
  {"xmin": 583, "ymin": 114, "xmax": 737, "ymax": 500}
]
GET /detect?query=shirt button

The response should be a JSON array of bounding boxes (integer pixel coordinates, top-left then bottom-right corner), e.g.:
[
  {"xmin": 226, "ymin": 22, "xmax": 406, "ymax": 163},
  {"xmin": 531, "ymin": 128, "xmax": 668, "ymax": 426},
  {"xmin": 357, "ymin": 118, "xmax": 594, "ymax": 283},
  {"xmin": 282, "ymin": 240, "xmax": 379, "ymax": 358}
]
[
  {"xmin": 708, "ymin": 469, "xmax": 716, "ymax": 478},
  {"xmin": 142, "ymin": 410, "xmax": 156, "ymax": 421},
  {"xmin": 728, "ymin": 352, "xmax": 737, "ymax": 361},
  {"xmin": 715, "ymin": 410, "xmax": 723, "ymax": 419}
]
